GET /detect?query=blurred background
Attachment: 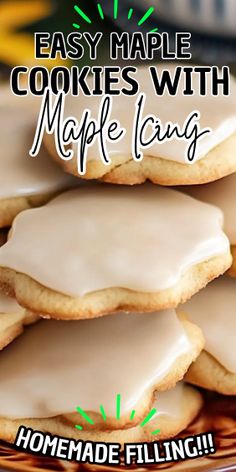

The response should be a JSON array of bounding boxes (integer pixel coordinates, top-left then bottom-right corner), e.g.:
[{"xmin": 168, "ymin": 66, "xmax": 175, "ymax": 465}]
[{"xmin": 0, "ymin": 0, "xmax": 236, "ymax": 78}]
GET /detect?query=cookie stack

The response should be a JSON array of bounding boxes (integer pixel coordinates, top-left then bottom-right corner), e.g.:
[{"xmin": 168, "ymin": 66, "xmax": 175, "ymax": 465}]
[{"xmin": 0, "ymin": 64, "xmax": 235, "ymax": 447}]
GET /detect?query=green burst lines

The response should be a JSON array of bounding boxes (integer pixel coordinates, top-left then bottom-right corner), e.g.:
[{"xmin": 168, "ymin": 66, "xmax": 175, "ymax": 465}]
[{"xmin": 75, "ymin": 394, "xmax": 160, "ymax": 435}]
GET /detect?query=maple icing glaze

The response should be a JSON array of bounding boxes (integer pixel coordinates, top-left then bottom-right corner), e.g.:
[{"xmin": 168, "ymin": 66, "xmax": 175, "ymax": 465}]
[
  {"xmin": 0, "ymin": 310, "xmax": 190, "ymax": 418},
  {"xmin": 183, "ymin": 277, "xmax": 236, "ymax": 373},
  {"xmin": 0, "ymin": 292, "xmax": 23, "ymax": 315},
  {"xmin": 0, "ymin": 85, "xmax": 77, "ymax": 199},
  {"xmin": 183, "ymin": 173, "xmax": 236, "ymax": 245},
  {"xmin": 0, "ymin": 185, "xmax": 229, "ymax": 297},
  {"xmin": 126, "ymin": 383, "xmax": 185, "ymax": 434},
  {"xmin": 65, "ymin": 65, "xmax": 236, "ymax": 164},
  {"xmin": 151, "ymin": 382, "xmax": 184, "ymax": 419}
]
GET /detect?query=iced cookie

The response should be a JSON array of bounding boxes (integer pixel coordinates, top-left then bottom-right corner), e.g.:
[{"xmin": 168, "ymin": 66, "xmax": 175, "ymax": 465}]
[
  {"xmin": 45, "ymin": 65, "xmax": 236, "ymax": 186},
  {"xmin": 183, "ymin": 277, "xmax": 236, "ymax": 395},
  {"xmin": 0, "ymin": 226, "xmax": 38, "ymax": 349},
  {"xmin": 0, "ymin": 85, "xmax": 78, "ymax": 228},
  {"xmin": 0, "ymin": 185, "xmax": 231, "ymax": 320},
  {"xmin": 1, "ymin": 383, "xmax": 202, "ymax": 446},
  {"xmin": 0, "ymin": 292, "xmax": 38, "ymax": 350},
  {"xmin": 0, "ymin": 309, "xmax": 203, "ymax": 443},
  {"xmin": 181, "ymin": 173, "xmax": 236, "ymax": 277}
]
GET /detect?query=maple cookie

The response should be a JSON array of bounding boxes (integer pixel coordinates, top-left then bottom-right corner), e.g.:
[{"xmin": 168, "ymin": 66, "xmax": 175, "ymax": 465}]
[
  {"xmin": 0, "ymin": 383, "xmax": 202, "ymax": 446},
  {"xmin": 0, "ymin": 184, "xmax": 231, "ymax": 320},
  {"xmin": 0, "ymin": 85, "xmax": 78, "ymax": 228},
  {"xmin": 0, "ymin": 308, "xmax": 203, "ymax": 444},
  {"xmin": 0, "ymin": 228, "xmax": 38, "ymax": 349},
  {"xmin": 183, "ymin": 277, "xmax": 236, "ymax": 395},
  {"xmin": 45, "ymin": 64, "xmax": 236, "ymax": 186},
  {"xmin": 182, "ymin": 173, "xmax": 236, "ymax": 277}
]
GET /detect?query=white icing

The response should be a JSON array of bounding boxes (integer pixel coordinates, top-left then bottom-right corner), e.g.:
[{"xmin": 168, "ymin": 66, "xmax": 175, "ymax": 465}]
[
  {"xmin": 128, "ymin": 383, "xmax": 185, "ymax": 435},
  {"xmin": 153, "ymin": 382, "xmax": 184, "ymax": 419},
  {"xmin": 183, "ymin": 173, "xmax": 236, "ymax": 245},
  {"xmin": 64, "ymin": 65, "xmax": 236, "ymax": 164},
  {"xmin": 0, "ymin": 185, "xmax": 229, "ymax": 297},
  {"xmin": 0, "ymin": 310, "xmax": 190, "ymax": 419},
  {"xmin": 0, "ymin": 85, "xmax": 78, "ymax": 199},
  {"xmin": 183, "ymin": 277, "xmax": 236, "ymax": 373},
  {"xmin": 0, "ymin": 292, "xmax": 23, "ymax": 315}
]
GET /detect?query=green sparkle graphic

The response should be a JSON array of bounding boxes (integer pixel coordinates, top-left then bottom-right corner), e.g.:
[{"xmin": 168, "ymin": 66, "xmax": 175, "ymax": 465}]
[
  {"xmin": 76, "ymin": 406, "xmax": 95, "ymax": 425},
  {"xmin": 75, "ymin": 394, "xmax": 161, "ymax": 436},
  {"xmin": 140, "ymin": 408, "xmax": 157, "ymax": 427},
  {"xmin": 97, "ymin": 3, "xmax": 105, "ymax": 20},
  {"xmin": 100, "ymin": 404, "xmax": 107, "ymax": 421},
  {"xmin": 72, "ymin": 1, "xmax": 158, "ymax": 31},
  {"xmin": 116, "ymin": 393, "xmax": 121, "ymax": 420},
  {"xmin": 75, "ymin": 424, "xmax": 83, "ymax": 430},
  {"xmin": 114, "ymin": 0, "xmax": 119, "ymax": 19},
  {"xmin": 128, "ymin": 8, "xmax": 133, "ymax": 20},
  {"xmin": 74, "ymin": 5, "xmax": 92, "ymax": 24},
  {"xmin": 138, "ymin": 6, "xmax": 155, "ymax": 26},
  {"xmin": 130, "ymin": 409, "xmax": 136, "ymax": 420},
  {"xmin": 72, "ymin": 22, "xmax": 80, "ymax": 29}
]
